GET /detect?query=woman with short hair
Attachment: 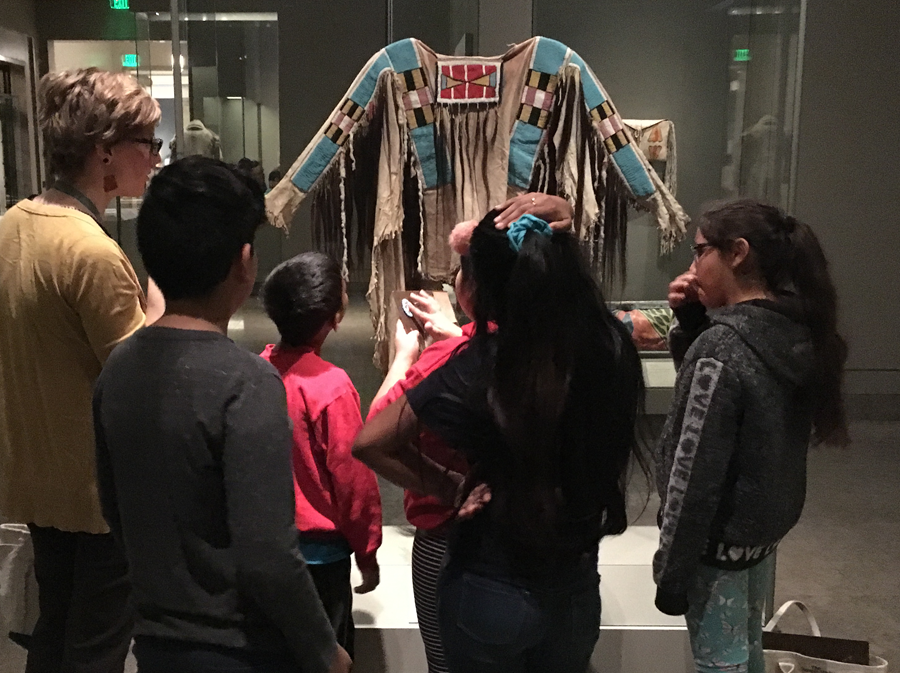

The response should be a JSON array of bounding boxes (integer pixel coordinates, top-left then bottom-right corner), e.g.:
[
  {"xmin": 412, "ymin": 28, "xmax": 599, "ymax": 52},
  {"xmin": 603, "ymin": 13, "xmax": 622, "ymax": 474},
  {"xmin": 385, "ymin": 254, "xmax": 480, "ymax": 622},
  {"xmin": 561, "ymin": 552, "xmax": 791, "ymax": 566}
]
[{"xmin": 0, "ymin": 68, "xmax": 164, "ymax": 673}]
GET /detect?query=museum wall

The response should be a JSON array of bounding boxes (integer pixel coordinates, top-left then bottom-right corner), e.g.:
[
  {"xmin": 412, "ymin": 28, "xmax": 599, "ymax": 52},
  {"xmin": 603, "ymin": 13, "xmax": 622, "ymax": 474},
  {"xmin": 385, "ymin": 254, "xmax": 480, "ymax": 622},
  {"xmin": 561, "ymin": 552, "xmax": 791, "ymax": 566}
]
[
  {"xmin": 794, "ymin": 0, "xmax": 900, "ymax": 401},
  {"xmin": 276, "ymin": 0, "xmax": 387, "ymax": 265},
  {"xmin": 534, "ymin": 0, "xmax": 730, "ymax": 300},
  {"xmin": 478, "ymin": 0, "xmax": 532, "ymax": 57},
  {"xmin": 0, "ymin": 0, "xmax": 36, "ymax": 39}
]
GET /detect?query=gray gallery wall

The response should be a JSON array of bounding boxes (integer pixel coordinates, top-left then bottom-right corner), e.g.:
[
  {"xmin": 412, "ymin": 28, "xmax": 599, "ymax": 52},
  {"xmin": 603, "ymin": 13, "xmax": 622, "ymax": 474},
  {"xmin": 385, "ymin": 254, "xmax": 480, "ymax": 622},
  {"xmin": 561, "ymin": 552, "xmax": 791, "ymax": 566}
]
[
  {"xmin": 478, "ymin": 0, "xmax": 532, "ymax": 57},
  {"xmin": 391, "ymin": 0, "xmax": 455, "ymax": 53},
  {"xmin": 534, "ymin": 0, "xmax": 730, "ymax": 300},
  {"xmin": 534, "ymin": 0, "xmax": 729, "ymax": 221},
  {"xmin": 794, "ymin": 0, "xmax": 900, "ymax": 398},
  {"xmin": 275, "ymin": 0, "xmax": 387, "ymax": 267},
  {"xmin": 0, "ymin": 0, "xmax": 36, "ymax": 38}
]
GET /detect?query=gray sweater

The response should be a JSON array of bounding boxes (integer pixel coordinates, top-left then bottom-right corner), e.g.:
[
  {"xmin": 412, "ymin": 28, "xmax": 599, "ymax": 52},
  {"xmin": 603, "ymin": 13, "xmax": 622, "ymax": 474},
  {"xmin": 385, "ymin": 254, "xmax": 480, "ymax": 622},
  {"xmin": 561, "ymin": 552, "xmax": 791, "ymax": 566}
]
[
  {"xmin": 653, "ymin": 301, "xmax": 815, "ymax": 615},
  {"xmin": 94, "ymin": 327, "xmax": 337, "ymax": 672}
]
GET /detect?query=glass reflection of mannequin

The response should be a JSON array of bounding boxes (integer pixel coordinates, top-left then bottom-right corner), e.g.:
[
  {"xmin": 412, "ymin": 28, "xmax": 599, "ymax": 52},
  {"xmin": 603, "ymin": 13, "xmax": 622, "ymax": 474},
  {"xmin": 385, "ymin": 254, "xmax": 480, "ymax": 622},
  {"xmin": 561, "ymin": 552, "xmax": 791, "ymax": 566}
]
[
  {"xmin": 740, "ymin": 115, "xmax": 779, "ymax": 200},
  {"xmin": 168, "ymin": 120, "xmax": 223, "ymax": 162}
]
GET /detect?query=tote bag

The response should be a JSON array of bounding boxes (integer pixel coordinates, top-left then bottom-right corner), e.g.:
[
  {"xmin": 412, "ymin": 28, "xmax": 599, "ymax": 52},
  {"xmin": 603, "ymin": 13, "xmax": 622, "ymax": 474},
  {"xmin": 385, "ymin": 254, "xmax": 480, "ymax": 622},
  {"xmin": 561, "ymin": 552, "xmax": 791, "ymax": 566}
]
[{"xmin": 763, "ymin": 601, "xmax": 887, "ymax": 673}]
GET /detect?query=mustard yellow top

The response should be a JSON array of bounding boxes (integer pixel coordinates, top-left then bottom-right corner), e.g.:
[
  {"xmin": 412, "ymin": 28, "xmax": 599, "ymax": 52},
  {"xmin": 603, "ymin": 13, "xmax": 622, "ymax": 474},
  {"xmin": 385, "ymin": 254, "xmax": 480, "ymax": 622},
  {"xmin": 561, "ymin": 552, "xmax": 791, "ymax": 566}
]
[{"xmin": 0, "ymin": 200, "xmax": 146, "ymax": 533}]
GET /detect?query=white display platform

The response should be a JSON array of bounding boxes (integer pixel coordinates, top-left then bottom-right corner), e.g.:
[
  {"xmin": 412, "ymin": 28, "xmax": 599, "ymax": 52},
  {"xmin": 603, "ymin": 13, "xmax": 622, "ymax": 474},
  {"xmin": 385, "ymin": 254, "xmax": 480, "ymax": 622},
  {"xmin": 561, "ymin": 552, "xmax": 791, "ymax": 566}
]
[
  {"xmin": 0, "ymin": 524, "xmax": 691, "ymax": 672},
  {"xmin": 351, "ymin": 525, "xmax": 692, "ymax": 673},
  {"xmin": 642, "ymin": 358, "xmax": 677, "ymax": 415}
]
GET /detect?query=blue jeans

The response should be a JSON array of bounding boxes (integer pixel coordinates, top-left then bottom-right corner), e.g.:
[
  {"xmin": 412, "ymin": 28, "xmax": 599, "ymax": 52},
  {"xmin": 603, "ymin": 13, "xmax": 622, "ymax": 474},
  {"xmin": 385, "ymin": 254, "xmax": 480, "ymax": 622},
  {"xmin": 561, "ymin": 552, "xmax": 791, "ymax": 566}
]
[{"xmin": 437, "ymin": 566, "xmax": 601, "ymax": 673}]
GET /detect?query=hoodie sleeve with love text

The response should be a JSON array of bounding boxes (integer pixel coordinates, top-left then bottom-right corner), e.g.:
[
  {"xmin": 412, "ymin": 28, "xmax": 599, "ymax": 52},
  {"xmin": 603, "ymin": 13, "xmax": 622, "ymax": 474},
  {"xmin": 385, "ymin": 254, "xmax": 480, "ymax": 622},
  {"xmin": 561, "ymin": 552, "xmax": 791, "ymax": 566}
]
[{"xmin": 653, "ymin": 301, "xmax": 816, "ymax": 616}]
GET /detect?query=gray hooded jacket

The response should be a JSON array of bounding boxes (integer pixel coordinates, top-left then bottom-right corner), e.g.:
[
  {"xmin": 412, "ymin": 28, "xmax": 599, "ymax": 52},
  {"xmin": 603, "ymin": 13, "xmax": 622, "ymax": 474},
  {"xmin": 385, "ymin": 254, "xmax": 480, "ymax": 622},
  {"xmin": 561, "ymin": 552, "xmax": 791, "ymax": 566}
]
[{"xmin": 653, "ymin": 301, "xmax": 816, "ymax": 615}]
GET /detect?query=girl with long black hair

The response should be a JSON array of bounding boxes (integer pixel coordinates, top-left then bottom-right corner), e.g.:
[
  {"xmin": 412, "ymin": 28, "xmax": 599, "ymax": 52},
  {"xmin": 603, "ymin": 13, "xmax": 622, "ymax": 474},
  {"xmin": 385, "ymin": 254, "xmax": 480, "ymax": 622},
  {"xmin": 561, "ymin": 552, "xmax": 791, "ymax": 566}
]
[
  {"xmin": 653, "ymin": 199, "xmax": 848, "ymax": 673},
  {"xmin": 354, "ymin": 209, "xmax": 644, "ymax": 672}
]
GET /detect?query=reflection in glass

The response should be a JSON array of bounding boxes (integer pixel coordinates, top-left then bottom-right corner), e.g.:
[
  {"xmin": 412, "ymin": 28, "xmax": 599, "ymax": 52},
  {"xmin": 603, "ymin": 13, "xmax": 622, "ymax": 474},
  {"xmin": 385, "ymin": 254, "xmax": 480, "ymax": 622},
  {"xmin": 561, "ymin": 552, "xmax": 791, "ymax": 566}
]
[
  {"xmin": 724, "ymin": 0, "xmax": 805, "ymax": 210},
  {"xmin": 0, "ymin": 62, "xmax": 31, "ymax": 211},
  {"xmin": 531, "ymin": 0, "xmax": 806, "ymax": 300},
  {"xmin": 134, "ymin": 7, "xmax": 280, "ymax": 176}
]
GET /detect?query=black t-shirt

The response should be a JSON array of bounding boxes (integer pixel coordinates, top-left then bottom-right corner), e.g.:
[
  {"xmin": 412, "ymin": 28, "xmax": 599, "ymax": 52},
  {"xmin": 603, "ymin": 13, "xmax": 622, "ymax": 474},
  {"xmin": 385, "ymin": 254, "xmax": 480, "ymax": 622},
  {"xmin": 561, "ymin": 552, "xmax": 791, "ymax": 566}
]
[
  {"xmin": 93, "ymin": 326, "xmax": 335, "ymax": 671},
  {"xmin": 406, "ymin": 336, "xmax": 603, "ymax": 582},
  {"xmin": 405, "ymin": 338, "xmax": 501, "ymax": 470}
]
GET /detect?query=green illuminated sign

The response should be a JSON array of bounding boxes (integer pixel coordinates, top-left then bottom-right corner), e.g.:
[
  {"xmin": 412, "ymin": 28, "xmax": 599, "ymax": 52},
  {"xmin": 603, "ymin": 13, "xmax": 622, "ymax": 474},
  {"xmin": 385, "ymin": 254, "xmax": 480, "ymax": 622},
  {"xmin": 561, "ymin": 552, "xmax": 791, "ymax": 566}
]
[
  {"xmin": 121, "ymin": 54, "xmax": 139, "ymax": 68},
  {"xmin": 110, "ymin": 0, "xmax": 130, "ymax": 10},
  {"xmin": 734, "ymin": 49, "xmax": 751, "ymax": 62}
]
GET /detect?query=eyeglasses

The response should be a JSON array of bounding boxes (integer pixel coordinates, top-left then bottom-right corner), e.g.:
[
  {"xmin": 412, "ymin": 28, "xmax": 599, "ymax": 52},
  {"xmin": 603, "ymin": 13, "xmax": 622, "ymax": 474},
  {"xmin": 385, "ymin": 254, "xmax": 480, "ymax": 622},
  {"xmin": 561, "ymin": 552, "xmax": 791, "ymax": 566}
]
[
  {"xmin": 132, "ymin": 137, "xmax": 164, "ymax": 155},
  {"xmin": 691, "ymin": 242, "xmax": 714, "ymax": 259}
]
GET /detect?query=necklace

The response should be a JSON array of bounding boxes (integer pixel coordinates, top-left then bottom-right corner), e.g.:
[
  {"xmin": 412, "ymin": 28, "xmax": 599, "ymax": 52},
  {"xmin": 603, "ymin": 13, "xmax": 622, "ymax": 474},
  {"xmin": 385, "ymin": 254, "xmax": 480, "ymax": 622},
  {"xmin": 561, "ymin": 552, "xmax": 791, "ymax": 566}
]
[{"xmin": 52, "ymin": 181, "xmax": 112, "ymax": 238}]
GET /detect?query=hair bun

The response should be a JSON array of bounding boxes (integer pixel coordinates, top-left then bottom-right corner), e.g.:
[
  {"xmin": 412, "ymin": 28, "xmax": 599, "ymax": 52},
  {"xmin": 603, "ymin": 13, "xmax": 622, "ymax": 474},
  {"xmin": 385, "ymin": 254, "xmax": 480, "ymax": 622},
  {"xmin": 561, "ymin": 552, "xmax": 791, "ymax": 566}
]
[{"xmin": 449, "ymin": 219, "xmax": 478, "ymax": 256}]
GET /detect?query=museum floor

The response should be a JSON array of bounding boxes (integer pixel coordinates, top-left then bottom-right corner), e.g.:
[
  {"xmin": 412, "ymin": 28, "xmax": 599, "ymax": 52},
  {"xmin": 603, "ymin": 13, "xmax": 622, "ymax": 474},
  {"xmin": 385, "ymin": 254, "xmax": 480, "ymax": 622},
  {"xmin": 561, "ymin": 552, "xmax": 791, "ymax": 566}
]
[{"xmin": 3, "ymin": 292, "xmax": 898, "ymax": 671}]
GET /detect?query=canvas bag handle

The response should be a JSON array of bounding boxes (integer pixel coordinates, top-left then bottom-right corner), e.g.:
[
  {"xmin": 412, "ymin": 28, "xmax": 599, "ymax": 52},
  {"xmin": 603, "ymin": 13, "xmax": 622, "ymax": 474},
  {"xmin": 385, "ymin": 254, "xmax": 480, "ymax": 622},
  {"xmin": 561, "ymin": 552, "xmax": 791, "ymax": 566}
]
[{"xmin": 764, "ymin": 600, "xmax": 822, "ymax": 637}]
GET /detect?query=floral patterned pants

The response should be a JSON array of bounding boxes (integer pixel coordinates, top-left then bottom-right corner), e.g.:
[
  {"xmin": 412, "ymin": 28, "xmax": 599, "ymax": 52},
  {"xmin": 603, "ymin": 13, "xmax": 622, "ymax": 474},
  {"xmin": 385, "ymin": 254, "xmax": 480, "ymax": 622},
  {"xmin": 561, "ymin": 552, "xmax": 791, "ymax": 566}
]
[{"xmin": 685, "ymin": 555, "xmax": 775, "ymax": 673}]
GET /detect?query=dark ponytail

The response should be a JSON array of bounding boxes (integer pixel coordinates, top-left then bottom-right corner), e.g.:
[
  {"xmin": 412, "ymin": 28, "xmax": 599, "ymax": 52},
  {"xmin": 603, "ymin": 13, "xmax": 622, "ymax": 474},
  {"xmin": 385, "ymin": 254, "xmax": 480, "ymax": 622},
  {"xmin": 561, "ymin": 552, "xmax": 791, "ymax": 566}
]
[
  {"xmin": 700, "ymin": 199, "xmax": 848, "ymax": 445},
  {"xmin": 784, "ymin": 218, "xmax": 849, "ymax": 445},
  {"xmin": 466, "ymin": 211, "xmax": 645, "ymax": 547}
]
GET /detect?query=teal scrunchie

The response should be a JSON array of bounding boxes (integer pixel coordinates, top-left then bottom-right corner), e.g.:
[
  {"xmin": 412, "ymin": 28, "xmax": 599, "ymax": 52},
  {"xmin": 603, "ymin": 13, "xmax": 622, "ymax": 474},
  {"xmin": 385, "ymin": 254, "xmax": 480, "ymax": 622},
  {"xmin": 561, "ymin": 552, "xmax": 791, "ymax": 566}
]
[{"xmin": 507, "ymin": 214, "xmax": 553, "ymax": 252}]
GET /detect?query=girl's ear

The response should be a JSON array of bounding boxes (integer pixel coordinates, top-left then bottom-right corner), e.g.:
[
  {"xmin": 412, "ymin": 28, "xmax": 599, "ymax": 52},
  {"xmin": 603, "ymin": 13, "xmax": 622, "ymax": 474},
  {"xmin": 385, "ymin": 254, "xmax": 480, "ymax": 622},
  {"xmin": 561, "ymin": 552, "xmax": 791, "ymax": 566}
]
[{"xmin": 727, "ymin": 237, "xmax": 752, "ymax": 271}]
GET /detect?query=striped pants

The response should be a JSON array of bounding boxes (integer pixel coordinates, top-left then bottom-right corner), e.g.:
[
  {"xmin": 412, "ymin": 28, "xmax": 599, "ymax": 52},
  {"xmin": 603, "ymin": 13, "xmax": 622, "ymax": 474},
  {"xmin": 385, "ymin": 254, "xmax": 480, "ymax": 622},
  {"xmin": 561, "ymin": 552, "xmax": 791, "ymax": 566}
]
[{"xmin": 412, "ymin": 528, "xmax": 449, "ymax": 673}]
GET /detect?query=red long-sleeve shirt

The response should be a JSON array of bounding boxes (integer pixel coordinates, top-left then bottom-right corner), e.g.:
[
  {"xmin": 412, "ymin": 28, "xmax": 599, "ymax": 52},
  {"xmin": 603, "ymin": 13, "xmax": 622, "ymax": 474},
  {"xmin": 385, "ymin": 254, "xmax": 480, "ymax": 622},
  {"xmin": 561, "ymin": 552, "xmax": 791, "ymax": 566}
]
[
  {"xmin": 261, "ymin": 344, "xmax": 382, "ymax": 571},
  {"xmin": 366, "ymin": 324, "xmax": 473, "ymax": 531}
]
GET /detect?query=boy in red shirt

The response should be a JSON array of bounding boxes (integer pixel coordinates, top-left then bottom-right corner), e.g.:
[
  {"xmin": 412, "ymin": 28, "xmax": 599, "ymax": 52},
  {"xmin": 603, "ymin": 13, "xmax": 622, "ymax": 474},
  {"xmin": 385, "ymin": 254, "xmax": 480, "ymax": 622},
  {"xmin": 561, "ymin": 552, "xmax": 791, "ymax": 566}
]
[{"xmin": 260, "ymin": 252, "xmax": 381, "ymax": 659}]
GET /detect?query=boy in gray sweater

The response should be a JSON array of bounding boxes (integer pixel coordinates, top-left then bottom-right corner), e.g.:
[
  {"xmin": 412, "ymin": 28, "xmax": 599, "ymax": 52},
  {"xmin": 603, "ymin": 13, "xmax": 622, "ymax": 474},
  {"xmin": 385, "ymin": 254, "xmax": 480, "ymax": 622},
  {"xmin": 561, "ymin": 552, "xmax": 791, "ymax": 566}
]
[{"xmin": 93, "ymin": 157, "xmax": 351, "ymax": 673}]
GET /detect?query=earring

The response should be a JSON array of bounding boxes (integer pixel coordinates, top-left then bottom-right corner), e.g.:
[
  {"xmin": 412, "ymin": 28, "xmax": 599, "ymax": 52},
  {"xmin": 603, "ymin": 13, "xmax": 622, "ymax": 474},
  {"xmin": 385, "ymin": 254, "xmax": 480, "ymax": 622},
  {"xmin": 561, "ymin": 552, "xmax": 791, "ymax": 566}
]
[{"xmin": 103, "ymin": 174, "xmax": 118, "ymax": 192}]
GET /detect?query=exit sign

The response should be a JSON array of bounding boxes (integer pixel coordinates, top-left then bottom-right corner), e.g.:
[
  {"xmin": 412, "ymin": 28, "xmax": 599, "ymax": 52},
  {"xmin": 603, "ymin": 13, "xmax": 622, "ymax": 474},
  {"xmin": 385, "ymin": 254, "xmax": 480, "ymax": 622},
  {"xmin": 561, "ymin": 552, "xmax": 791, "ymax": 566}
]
[
  {"xmin": 110, "ymin": 0, "xmax": 130, "ymax": 9},
  {"xmin": 121, "ymin": 54, "xmax": 139, "ymax": 68},
  {"xmin": 734, "ymin": 49, "xmax": 751, "ymax": 62}
]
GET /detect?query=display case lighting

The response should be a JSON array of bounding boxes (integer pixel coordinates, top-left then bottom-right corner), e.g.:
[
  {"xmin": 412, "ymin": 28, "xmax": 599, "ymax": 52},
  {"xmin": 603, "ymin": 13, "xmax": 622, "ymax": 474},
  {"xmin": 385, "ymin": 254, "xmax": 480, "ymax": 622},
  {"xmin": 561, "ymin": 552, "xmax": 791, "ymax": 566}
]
[
  {"xmin": 146, "ymin": 12, "xmax": 277, "ymax": 22},
  {"xmin": 728, "ymin": 5, "xmax": 793, "ymax": 15}
]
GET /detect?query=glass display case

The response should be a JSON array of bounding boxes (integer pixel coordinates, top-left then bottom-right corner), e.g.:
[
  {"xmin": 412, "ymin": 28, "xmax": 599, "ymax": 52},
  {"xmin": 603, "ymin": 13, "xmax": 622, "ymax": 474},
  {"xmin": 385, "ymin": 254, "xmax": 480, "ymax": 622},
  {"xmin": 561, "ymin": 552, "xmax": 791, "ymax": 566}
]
[
  {"xmin": 529, "ymin": 0, "xmax": 806, "ymax": 301},
  {"xmin": 0, "ymin": 31, "xmax": 38, "ymax": 215},
  {"xmin": 132, "ymin": 3, "xmax": 282, "ymax": 282},
  {"xmin": 143, "ymin": 0, "xmax": 805, "ymax": 300},
  {"xmin": 724, "ymin": 0, "xmax": 805, "ymax": 210},
  {"xmin": 134, "ymin": 5, "xmax": 279, "ymax": 173}
]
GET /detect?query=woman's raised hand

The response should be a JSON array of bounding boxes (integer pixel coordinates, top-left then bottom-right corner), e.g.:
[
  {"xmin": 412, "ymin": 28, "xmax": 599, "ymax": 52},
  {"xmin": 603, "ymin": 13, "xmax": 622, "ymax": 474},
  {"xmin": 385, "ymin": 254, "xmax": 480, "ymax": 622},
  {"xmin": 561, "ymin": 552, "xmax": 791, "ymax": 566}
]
[{"xmin": 493, "ymin": 192, "xmax": 574, "ymax": 231}]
